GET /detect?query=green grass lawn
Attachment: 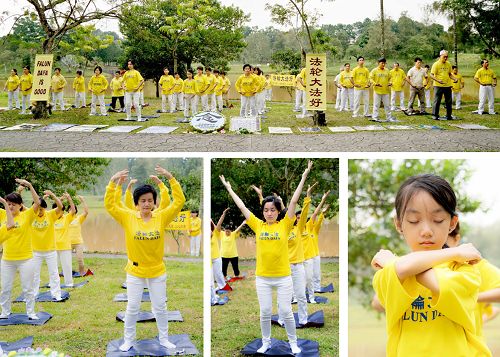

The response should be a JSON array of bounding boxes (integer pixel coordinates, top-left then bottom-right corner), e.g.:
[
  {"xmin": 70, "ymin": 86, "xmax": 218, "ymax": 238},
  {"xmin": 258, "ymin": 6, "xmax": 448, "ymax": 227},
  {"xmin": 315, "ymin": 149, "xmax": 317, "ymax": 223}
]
[
  {"xmin": 211, "ymin": 261, "xmax": 339, "ymax": 357},
  {"xmin": 0, "ymin": 257, "xmax": 203, "ymax": 356}
]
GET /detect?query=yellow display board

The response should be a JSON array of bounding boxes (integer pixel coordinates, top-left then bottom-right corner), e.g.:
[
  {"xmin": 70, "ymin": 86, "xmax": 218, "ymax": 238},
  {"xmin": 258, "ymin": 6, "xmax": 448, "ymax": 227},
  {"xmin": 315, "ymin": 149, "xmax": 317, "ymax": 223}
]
[
  {"xmin": 31, "ymin": 54, "xmax": 54, "ymax": 101},
  {"xmin": 166, "ymin": 210, "xmax": 191, "ymax": 230},
  {"xmin": 306, "ymin": 53, "xmax": 327, "ymax": 111},
  {"xmin": 270, "ymin": 74, "xmax": 295, "ymax": 87}
]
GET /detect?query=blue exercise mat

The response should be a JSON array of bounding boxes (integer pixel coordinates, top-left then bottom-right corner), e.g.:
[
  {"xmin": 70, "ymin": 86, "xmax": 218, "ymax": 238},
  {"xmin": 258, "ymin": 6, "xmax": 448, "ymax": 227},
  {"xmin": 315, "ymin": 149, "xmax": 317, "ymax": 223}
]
[
  {"xmin": 14, "ymin": 290, "xmax": 70, "ymax": 303},
  {"xmin": 241, "ymin": 338, "xmax": 319, "ymax": 356},
  {"xmin": 296, "ymin": 293, "xmax": 328, "ymax": 304},
  {"xmin": 41, "ymin": 280, "xmax": 89, "ymax": 289},
  {"xmin": 116, "ymin": 310, "xmax": 183, "ymax": 323},
  {"xmin": 113, "ymin": 292, "xmax": 151, "ymax": 302},
  {"xmin": 211, "ymin": 295, "xmax": 229, "ymax": 306},
  {"xmin": 271, "ymin": 310, "xmax": 324, "ymax": 328},
  {"xmin": 0, "ymin": 312, "xmax": 52, "ymax": 326},
  {"xmin": 0, "ymin": 336, "xmax": 33, "ymax": 351},
  {"xmin": 314, "ymin": 283, "xmax": 335, "ymax": 294},
  {"xmin": 106, "ymin": 334, "xmax": 199, "ymax": 356}
]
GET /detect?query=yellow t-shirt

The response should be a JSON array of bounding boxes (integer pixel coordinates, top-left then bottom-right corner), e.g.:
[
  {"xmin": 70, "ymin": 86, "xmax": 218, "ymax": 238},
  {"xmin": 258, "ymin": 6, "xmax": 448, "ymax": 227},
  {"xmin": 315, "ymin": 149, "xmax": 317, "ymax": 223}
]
[
  {"xmin": 173, "ymin": 78, "xmax": 183, "ymax": 93},
  {"xmin": 88, "ymin": 74, "xmax": 108, "ymax": 95},
  {"xmin": 6, "ymin": 75, "xmax": 20, "ymax": 91},
  {"xmin": 373, "ymin": 260, "xmax": 491, "ymax": 357},
  {"xmin": 352, "ymin": 66, "xmax": 370, "ymax": 90},
  {"xmin": 0, "ymin": 209, "xmax": 6, "ymax": 228},
  {"xmin": 2, "ymin": 207, "xmax": 36, "ymax": 260},
  {"xmin": 235, "ymin": 74, "xmax": 259, "ymax": 97},
  {"xmin": 431, "ymin": 60, "xmax": 453, "ymax": 87},
  {"xmin": 370, "ymin": 67, "xmax": 392, "ymax": 95},
  {"xmin": 389, "ymin": 68, "xmax": 406, "ymax": 91},
  {"xmin": 73, "ymin": 76, "xmax": 85, "ymax": 93},
  {"xmin": 110, "ymin": 77, "xmax": 124, "ymax": 97},
  {"xmin": 190, "ymin": 216, "xmax": 202, "ymax": 236},
  {"xmin": 55, "ymin": 212, "xmax": 75, "ymax": 250},
  {"xmin": 211, "ymin": 230, "xmax": 221, "ymax": 260},
  {"xmin": 295, "ymin": 72, "xmax": 305, "ymax": 91},
  {"xmin": 205, "ymin": 74, "xmax": 217, "ymax": 95},
  {"xmin": 311, "ymin": 213, "xmax": 324, "ymax": 256},
  {"xmin": 340, "ymin": 70, "xmax": 354, "ymax": 88},
  {"xmin": 20, "ymin": 74, "xmax": 33, "ymax": 94},
  {"xmin": 51, "ymin": 74, "xmax": 67, "ymax": 93},
  {"xmin": 223, "ymin": 77, "xmax": 231, "ymax": 93},
  {"xmin": 474, "ymin": 259, "xmax": 500, "ymax": 340},
  {"xmin": 194, "ymin": 74, "xmax": 208, "ymax": 95},
  {"xmin": 304, "ymin": 217, "xmax": 320, "ymax": 260},
  {"xmin": 123, "ymin": 69, "xmax": 143, "ymax": 92},
  {"xmin": 265, "ymin": 78, "xmax": 272, "ymax": 90},
  {"xmin": 104, "ymin": 178, "xmax": 185, "ymax": 278},
  {"xmin": 159, "ymin": 75, "xmax": 175, "ymax": 95},
  {"xmin": 247, "ymin": 212, "xmax": 295, "ymax": 277},
  {"xmin": 214, "ymin": 76, "xmax": 224, "ymax": 96},
  {"xmin": 474, "ymin": 68, "xmax": 496, "ymax": 85},
  {"xmin": 288, "ymin": 197, "xmax": 310, "ymax": 264},
  {"xmin": 183, "ymin": 79, "xmax": 196, "ymax": 95},
  {"xmin": 68, "ymin": 214, "xmax": 87, "ymax": 245},
  {"xmin": 424, "ymin": 75, "xmax": 433, "ymax": 90},
  {"xmin": 256, "ymin": 74, "xmax": 266, "ymax": 92},
  {"xmin": 31, "ymin": 209, "xmax": 60, "ymax": 251},
  {"xmin": 452, "ymin": 73, "xmax": 464, "ymax": 93},
  {"xmin": 220, "ymin": 231, "xmax": 239, "ymax": 258}
]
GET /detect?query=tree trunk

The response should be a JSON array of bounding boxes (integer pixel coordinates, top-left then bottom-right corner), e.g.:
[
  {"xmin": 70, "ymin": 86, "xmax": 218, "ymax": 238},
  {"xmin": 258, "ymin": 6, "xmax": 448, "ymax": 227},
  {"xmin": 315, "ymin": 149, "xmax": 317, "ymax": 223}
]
[
  {"xmin": 453, "ymin": 10, "xmax": 458, "ymax": 65},
  {"xmin": 173, "ymin": 56, "xmax": 178, "ymax": 74},
  {"xmin": 380, "ymin": 0, "xmax": 385, "ymax": 57}
]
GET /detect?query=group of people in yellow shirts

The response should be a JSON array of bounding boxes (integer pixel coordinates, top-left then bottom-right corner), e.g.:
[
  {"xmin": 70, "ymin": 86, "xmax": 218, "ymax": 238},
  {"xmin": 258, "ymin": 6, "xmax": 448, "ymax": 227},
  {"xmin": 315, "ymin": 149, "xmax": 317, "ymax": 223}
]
[
  {"xmin": 234, "ymin": 64, "xmax": 272, "ymax": 117},
  {"xmin": 0, "ymin": 179, "xmax": 88, "ymax": 321},
  {"xmin": 213, "ymin": 161, "xmax": 330, "ymax": 355}
]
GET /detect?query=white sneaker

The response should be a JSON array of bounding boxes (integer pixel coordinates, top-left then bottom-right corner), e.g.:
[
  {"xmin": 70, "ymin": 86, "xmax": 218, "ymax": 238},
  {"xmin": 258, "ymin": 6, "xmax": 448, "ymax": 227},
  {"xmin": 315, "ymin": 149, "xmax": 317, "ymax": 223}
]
[
  {"xmin": 290, "ymin": 342, "xmax": 301, "ymax": 354},
  {"xmin": 160, "ymin": 339, "xmax": 176, "ymax": 349},
  {"xmin": 28, "ymin": 313, "xmax": 39, "ymax": 320},
  {"xmin": 309, "ymin": 297, "xmax": 317, "ymax": 304},
  {"xmin": 137, "ymin": 118, "xmax": 147, "ymax": 122},
  {"xmin": 257, "ymin": 341, "xmax": 271, "ymax": 354},
  {"xmin": 119, "ymin": 340, "xmax": 135, "ymax": 352},
  {"xmin": 54, "ymin": 295, "xmax": 63, "ymax": 301}
]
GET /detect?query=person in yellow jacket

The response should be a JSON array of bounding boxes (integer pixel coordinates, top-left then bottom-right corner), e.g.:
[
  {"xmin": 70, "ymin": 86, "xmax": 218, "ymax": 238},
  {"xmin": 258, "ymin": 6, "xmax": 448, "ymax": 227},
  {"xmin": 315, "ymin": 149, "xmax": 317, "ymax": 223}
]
[
  {"xmin": 430, "ymin": 50, "xmax": 458, "ymax": 120},
  {"xmin": 4, "ymin": 68, "xmax": 20, "ymax": 110},
  {"xmin": 219, "ymin": 160, "xmax": 312, "ymax": 355},
  {"xmin": 370, "ymin": 58, "xmax": 396, "ymax": 122},
  {"xmin": 51, "ymin": 67, "xmax": 67, "ymax": 111},
  {"xmin": 172, "ymin": 72, "xmax": 184, "ymax": 112},
  {"xmin": 73, "ymin": 70, "xmax": 86, "ymax": 109},
  {"xmin": 339, "ymin": 63, "xmax": 354, "ymax": 111},
  {"xmin": 69, "ymin": 195, "xmax": 89, "ymax": 276},
  {"xmin": 194, "ymin": 66, "xmax": 209, "ymax": 113},
  {"xmin": 158, "ymin": 67, "xmax": 175, "ymax": 114},
  {"xmin": 0, "ymin": 179, "xmax": 41, "ymax": 320},
  {"xmin": 389, "ymin": 62, "xmax": 406, "ymax": 111},
  {"xmin": 188, "ymin": 210, "xmax": 202, "ymax": 257},
  {"xmin": 221, "ymin": 71, "xmax": 232, "ymax": 109},
  {"xmin": 474, "ymin": 59, "xmax": 497, "ymax": 115},
  {"xmin": 211, "ymin": 209, "xmax": 232, "ymax": 291},
  {"xmin": 88, "ymin": 66, "xmax": 109, "ymax": 116},
  {"xmin": 123, "ymin": 60, "xmax": 145, "ymax": 122},
  {"xmin": 183, "ymin": 69, "xmax": 196, "ymax": 118},
  {"xmin": 451, "ymin": 65, "xmax": 464, "ymax": 110},
  {"xmin": 205, "ymin": 67, "xmax": 217, "ymax": 112},
  {"xmin": 110, "ymin": 71, "xmax": 125, "ymax": 112},
  {"xmin": 372, "ymin": 174, "xmax": 491, "ymax": 357},
  {"xmin": 350, "ymin": 57, "xmax": 371, "ymax": 117},
  {"xmin": 214, "ymin": 69, "xmax": 224, "ymax": 112},
  {"xmin": 105, "ymin": 165, "xmax": 185, "ymax": 352},
  {"xmin": 235, "ymin": 64, "xmax": 259, "ymax": 117},
  {"xmin": 54, "ymin": 193, "xmax": 76, "ymax": 288},
  {"xmin": 19, "ymin": 66, "xmax": 33, "ymax": 114}
]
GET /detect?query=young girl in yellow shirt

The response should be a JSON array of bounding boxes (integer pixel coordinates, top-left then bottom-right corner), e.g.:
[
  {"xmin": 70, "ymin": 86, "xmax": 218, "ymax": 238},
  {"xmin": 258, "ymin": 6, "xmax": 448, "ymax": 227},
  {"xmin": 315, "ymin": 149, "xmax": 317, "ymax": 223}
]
[
  {"xmin": 19, "ymin": 66, "xmax": 33, "ymax": 114},
  {"xmin": 4, "ymin": 68, "xmax": 20, "ymax": 110},
  {"xmin": 88, "ymin": 65, "xmax": 109, "ymax": 116}
]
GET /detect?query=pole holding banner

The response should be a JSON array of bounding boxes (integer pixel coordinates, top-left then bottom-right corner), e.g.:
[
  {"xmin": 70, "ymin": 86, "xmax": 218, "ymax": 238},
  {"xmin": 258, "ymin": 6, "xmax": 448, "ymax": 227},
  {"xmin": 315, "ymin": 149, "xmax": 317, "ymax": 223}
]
[{"xmin": 306, "ymin": 53, "xmax": 327, "ymax": 111}]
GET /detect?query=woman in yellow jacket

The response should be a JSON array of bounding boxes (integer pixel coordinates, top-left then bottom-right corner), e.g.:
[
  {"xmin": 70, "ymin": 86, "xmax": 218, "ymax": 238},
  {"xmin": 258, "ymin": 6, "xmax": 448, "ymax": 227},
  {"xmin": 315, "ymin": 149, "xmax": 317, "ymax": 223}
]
[
  {"xmin": 219, "ymin": 160, "xmax": 312, "ymax": 355},
  {"xmin": 105, "ymin": 165, "xmax": 185, "ymax": 352},
  {"xmin": 4, "ymin": 68, "xmax": 20, "ymax": 110},
  {"xmin": 19, "ymin": 66, "xmax": 33, "ymax": 114},
  {"xmin": 235, "ymin": 64, "xmax": 259, "ymax": 117},
  {"xmin": 88, "ymin": 66, "xmax": 109, "ymax": 116}
]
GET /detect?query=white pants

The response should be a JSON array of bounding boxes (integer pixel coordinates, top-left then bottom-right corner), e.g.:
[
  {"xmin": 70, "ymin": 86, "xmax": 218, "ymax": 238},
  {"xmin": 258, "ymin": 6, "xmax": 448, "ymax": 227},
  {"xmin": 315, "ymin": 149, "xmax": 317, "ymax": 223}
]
[
  {"xmin": 265, "ymin": 88, "xmax": 272, "ymax": 101},
  {"xmin": 52, "ymin": 91, "xmax": 65, "ymax": 110},
  {"xmin": 57, "ymin": 250, "xmax": 73, "ymax": 286},
  {"xmin": 279, "ymin": 263, "xmax": 308, "ymax": 325},
  {"xmin": 212, "ymin": 258, "xmax": 226, "ymax": 289},
  {"xmin": 0, "ymin": 259, "xmax": 36, "ymax": 316},
  {"xmin": 372, "ymin": 93, "xmax": 393, "ymax": 121},
  {"xmin": 424, "ymin": 89, "xmax": 432, "ymax": 108},
  {"xmin": 184, "ymin": 95, "xmax": 196, "ymax": 117},
  {"xmin": 173, "ymin": 92, "xmax": 183, "ymax": 111},
  {"xmin": 190, "ymin": 234, "xmax": 201, "ymax": 257},
  {"xmin": 211, "ymin": 274, "xmax": 218, "ymax": 305},
  {"xmin": 391, "ymin": 90, "xmax": 406, "ymax": 110},
  {"xmin": 240, "ymin": 95, "xmax": 256, "ymax": 117},
  {"xmin": 478, "ymin": 85, "xmax": 495, "ymax": 114},
  {"xmin": 452, "ymin": 92, "xmax": 462, "ymax": 109},
  {"xmin": 255, "ymin": 276, "xmax": 297, "ymax": 344},
  {"xmin": 91, "ymin": 94, "xmax": 107, "ymax": 115},
  {"xmin": 341, "ymin": 87, "xmax": 354, "ymax": 111},
  {"xmin": 256, "ymin": 91, "xmax": 265, "ymax": 114},
  {"xmin": 125, "ymin": 92, "xmax": 141, "ymax": 120},
  {"xmin": 75, "ymin": 91, "xmax": 86, "ymax": 108},
  {"xmin": 197, "ymin": 94, "xmax": 208, "ymax": 112},
  {"xmin": 21, "ymin": 94, "xmax": 31, "ymax": 114},
  {"xmin": 303, "ymin": 258, "xmax": 315, "ymax": 301},
  {"xmin": 7, "ymin": 89, "xmax": 20, "ymax": 109},
  {"xmin": 312, "ymin": 255, "xmax": 321, "ymax": 292},
  {"xmin": 335, "ymin": 87, "xmax": 343, "ymax": 109},
  {"xmin": 353, "ymin": 89, "xmax": 370, "ymax": 116},
  {"xmin": 161, "ymin": 94, "xmax": 173, "ymax": 113},
  {"xmin": 216, "ymin": 94, "xmax": 223, "ymax": 111},
  {"xmin": 207, "ymin": 93, "xmax": 216, "ymax": 112},
  {"xmin": 32, "ymin": 251, "xmax": 61, "ymax": 299},
  {"xmin": 124, "ymin": 273, "xmax": 169, "ymax": 346},
  {"xmin": 294, "ymin": 89, "xmax": 304, "ymax": 111},
  {"xmin": 140, "ymin": 91, "xmax": 145, "ymax": 106}
]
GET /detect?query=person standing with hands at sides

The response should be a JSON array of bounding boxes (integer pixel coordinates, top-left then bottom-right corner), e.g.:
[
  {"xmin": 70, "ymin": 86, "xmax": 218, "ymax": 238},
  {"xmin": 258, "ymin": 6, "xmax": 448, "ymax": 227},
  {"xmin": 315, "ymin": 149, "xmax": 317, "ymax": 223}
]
[
  {"xmin": 389, "ymin": 63, "xmax": 406, "ymax": 111},
  {"xmin": 188, "ymin": 210, "xmax": 202, "ymax": 257},
  {"xmin": 69, "ymin": 195, "xmax": 89, "ymax": 276},
  {"xmin": 105, "ymin": 165, "xmax": 185, "ymax": 352},
  {"xmin": 370, "ymin": 58, "xmax": 396, "ymax": 122},
  {"xmin": 235, "ymin": 64, "xmax": 259, "ymax": 117},
  {"xmin": 182, "ymin": 69, "xmax": 196, "ymax": 119},
  {"xmin": 54, "ymin": 193, "xmax": 76, "ymax": 288},
  {"xmin": 214, "ymin": 70, "xmax": 224, "ymax": 112},
  {"xmin": 423, "ymin": 65, "xmax": 433, "ymax": 109},
  {"xmin": 159, "ymin": 68, "xmax": 175, "ymax": 114},
  {"xmin": 334, "ymin": 66, "xmax": 344, "ymax": 111},
  {"xmin": 205, "ymin": 67, "xmax": 217, "ymax": 112},
  {"xmin": 110, "ymin": 71, "xmax": 125, "ymax": 113},
  {"xmin": 405, "ymin": 58, "xmax": 428, "ymax": 115},
  {"xmin": 4, "ymin": 69, "xmax": 20, "ymax": 110},
  {"xmin": 88, "ymin": 66, "xmax": 109, "ymax": 116},
  {"xmin": 19, "ymin": 66, "xmax": 33, "ymax": 114},
  {"xmin": 221, "ymin": 71, "xmax": 232, "ymax": 109},
  {"xmin": 372, "ymin": 174, "xmax": 491, "ymax": 356},
  {"xmin": 451, "ymin": 65, "xmax": 464, "ymax": 110},
  {"xmin": 340, "ymin": 63, "xmax": 354, "ymax": 112},
  {"xmin": 219, "ymin": 160, "xmax": 313, "ymax": 355},
  {"xmin": 474, "ymin": 59, "xmax": 497, "ymax": 115},
  {"xmin": 51, "ymin": 68, "xmax": 67, "ymax": 111},
  {"xmin": 73, "ymin": 70, "xmax": 86, "ymax": 109},
  {"xmin": 429, "ymin": 50, "xmax": 458, "ymax": 120},
  {"xmin": 194, "ymin": 66, "xmax": 209, "ymax": 113},
  {"xmin": 294, "ymin": 68, "xmax": 306, "ymax": 113},
  {"xmin": 0, "ymin": 179, "xmax": 41, "ymax": 320},
  {"xmin": 172, "ymin": 73, "xmax": 184, "ymax": 112},
  {"xmin": 351, "ymin": 57, "xmax": 371, "ymax": 118},
  {"xmin": 123, "ymin": 60, "xmax": 144, "ymax": 122}
]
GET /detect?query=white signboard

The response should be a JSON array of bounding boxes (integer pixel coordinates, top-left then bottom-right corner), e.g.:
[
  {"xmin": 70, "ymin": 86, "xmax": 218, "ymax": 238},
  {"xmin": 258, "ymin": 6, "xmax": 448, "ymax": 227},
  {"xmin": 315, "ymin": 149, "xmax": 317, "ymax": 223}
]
[{"xmin": 229, "ymin": 116, "xmax": 261, "ymax": 132}]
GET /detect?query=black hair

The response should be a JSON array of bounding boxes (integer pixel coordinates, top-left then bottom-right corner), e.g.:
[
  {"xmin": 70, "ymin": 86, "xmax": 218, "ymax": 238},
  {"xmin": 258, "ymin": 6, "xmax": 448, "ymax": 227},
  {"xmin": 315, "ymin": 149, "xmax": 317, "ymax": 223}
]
[
  {"xmin": 24, "ymin": 66, "xmax": 30, "ymax": 72},
  {"xmin": 243, "ymin": 64, "xmax": 251, "ymax": 71},
  {"xmin": 5, "ymin": 192, "xmax": 23, "ymax": 205},
  {"xmin": 192, "ymin": 210, "xmax": 199, "ymax": 214},
  {"xmin": 378, "ymin": 58, "xmax": 386, "ymax": 63},
  {"xmin": 127, "ymin": 60, "xmax": 134, "ymax": 65},
  {"xmin": 133, "ymin": 184, "xmax": 157, "ymax": 205},
  {"xmin": 394, "ymin": 62, "xmax": 400, "ymax": 66},
  {"xmin": 254, "ymin": 67, "xmax": 262, "ymax": 75},
  {"xmin": 395, "ymin": 174, "xmax": 457, "ymax": 221},
  {"xmin": 187, "ymin": 69, "xmax": 194, "ymax": 75},
  {"xmin": 424, "ymin": 64, "xmax": 430, "ymax": 69},
  {"xmin": 414, "ymin": 57, "xmax": 422, "ymax": 62},
  {"xmin": 39, "ymin": 198, "xmax": 47, "ymax": 209},
  {"xmin": 213, "ymin": 69, "xmax": 220, "ymax": 74},
  {"xmin": 115, "ymin": 70, "xmax": 120, "ymax": 74},
  {"xmin": 452, "ymin": 65, "xmax": 457, "ymax": 70},
  {"xmin": 174, "ymin": 72, "xmax": 179, "ymax": 75},
  {"xmin": 261, "ymin": 195, "xmax": 284, "ymax": 217},
  {"xmin": 357, "ymin": 56, "xmax": 364, "ymax": 61},
  {"xmin": 77, "ymin": 70, "xmax": 83, "ymax": 75},
  {"xmin": 205, "ymin": 67, "xmax": 212, "ymax": 72},
  {"xmin": 221, "ymin": 71, "xmax": 226, "ymax": 75},
  {"xmin": 197, "ymin": 66, "xmax": 204, "ymax": 71},
  {"xmin": 344, "ymin": 63, "xmax": 350, "ymax": 67},
  {"xmin": 163, "ymin": 67, "xmax": 169, "ymax": 72},
  {"xmin": 55, "ymin": 67, "xmax": 61, "ymax": 72},
  {"xmin": 94, "ymin": 66, "xmax": 102, "ymax": 74},
  {"xmin": 481, "ymin": 59, "xmax": 489, "ymax": 65},
  {"xmin": 12, "ymin": 68, "xmax": 18, "ymax": 74}
]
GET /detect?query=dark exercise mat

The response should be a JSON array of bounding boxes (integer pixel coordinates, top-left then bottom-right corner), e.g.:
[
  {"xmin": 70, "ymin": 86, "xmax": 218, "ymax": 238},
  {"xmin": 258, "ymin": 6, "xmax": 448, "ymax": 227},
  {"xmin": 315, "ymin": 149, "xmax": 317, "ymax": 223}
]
[
  {"xmin": 299, "ymin": 294, "xmax": 328, "ymax": 304},
  {"xmin": 0, "ymin": 336, "xmax": 34, "ymax": 351},
  {"xmin": 14, "ymin": 290, "xmax": 69, "ymax": 303},
  {"xmin": 241, "ymin": 338, "xmax": 319, "ymax": 357},
  {"xmin": 113, "ymin": 292, "xmax": 151, "ymax": 302},
  {"xmin": 271, "ymin": 310, "xmax": 324, "ymax": 328},
  {"xmin": 42, "ymin": 280, "xmax": 89, "ymax": 289},
  {"xmin": 106, "ymin": 334, "xmax": 199, "ymax": 356},
  {"xmin": 314, "ymin": 283, "xmax": 335, "ymax": 294},
  {"xmin": 211, "ymin": 295, "xmax": 229, "ymax": 306},
  {"xmin": 0, "ymin": 312, "xmax": 52, "ymax": 326},
  {"xmin": 116, "ymin": 310, "xmax": 183, "ymax": 323}
]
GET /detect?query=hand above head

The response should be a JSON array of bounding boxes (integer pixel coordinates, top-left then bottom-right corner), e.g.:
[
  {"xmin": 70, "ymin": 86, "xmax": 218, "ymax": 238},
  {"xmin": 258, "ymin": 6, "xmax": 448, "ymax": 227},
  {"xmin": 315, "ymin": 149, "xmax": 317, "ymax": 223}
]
[
  {"xmin": 219, "ymin": 175, "xmax": 231, "ymax": 189},
  {"xmin": 15, "ymin": 178, "xmax": 32, "ymax": 187},
  {"xmin": 322, "ymin": 204, "xmax": 330, "ymax": 213},
  {"xmin": 127, "ymin": 179, "xmax": 138, "ymax": 191},
  {"xmin": 322, "ymin": 190, "xmax": 330, "ymax": 201},
  {"xmin": 0, "ymin": 196, "xmax": 7, "ymax": 206},
  {"xmin": 149, "ymin": 175, "xmax": 163, "ymax": 185},
  {"xmin": 110, "ymin": 170, "xmax": 129, "ymax": 182},
  {"xmin": 155, "ymin": 164, "xmax": 173, "ymax": 179},
  {"xmin": 223, "ymin": 207, "xmax": 230, "ymax": 215},
  {"xmin": 250, "ymin": 185, "xmax": 262, "ymax": 196},
  {"xmin": 307, "ymin": 182, "xmax": 318, "ymax": 197},
  {"xmin": 43, "ymin": 190, "xmax": 55, "ymax": 199}
]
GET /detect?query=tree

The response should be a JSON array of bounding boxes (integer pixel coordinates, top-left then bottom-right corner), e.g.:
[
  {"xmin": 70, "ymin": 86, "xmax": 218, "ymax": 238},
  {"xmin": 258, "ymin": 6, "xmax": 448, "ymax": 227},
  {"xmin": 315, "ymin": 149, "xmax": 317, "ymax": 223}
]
[
  {"xmin": 348, "ymin": 159, "xmax": 481, "ymax": 307},
  {"xmin": 380, "ymin": 0, "xmax": 385, "ymax": 57}
]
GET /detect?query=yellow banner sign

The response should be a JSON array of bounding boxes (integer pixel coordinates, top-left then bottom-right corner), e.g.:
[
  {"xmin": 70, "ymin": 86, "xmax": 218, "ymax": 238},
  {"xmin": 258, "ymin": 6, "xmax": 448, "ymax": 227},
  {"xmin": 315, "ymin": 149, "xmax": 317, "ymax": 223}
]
[
  {"xmin": 270, "ymin": 74, "xmax": 295, "ymax": 87},
  {"xmin": 306, "ymin": 53, "xmax": 327, "ymax": 111},
  {"xmin": 31, "ymin": 54, "xmax": 54, "ymax": 101},
  {"xmin": 166, "ymin": 210, "xmax": 191, "ymax": 230}
]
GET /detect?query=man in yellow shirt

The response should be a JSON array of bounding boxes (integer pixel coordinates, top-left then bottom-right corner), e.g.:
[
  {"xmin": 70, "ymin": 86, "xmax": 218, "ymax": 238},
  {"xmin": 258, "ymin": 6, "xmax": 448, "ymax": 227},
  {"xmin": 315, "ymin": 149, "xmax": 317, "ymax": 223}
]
[
  {"xmin": 158, "ymin": 67, "xmax": 174, "ymax": 114},
  {"xmin": 235, "ymin": 64, "xmax": 259, "ymax": 117},
  {"xmin": 19, "ymin": 66, "xmax": 33, "ymax": 114},
  {"xmin": 110, "ymin": 71, "xmax": 125, "ymax": 112},
  {"xmin": 451, "ymin": 65, "xmax": 464, "ymax": 110},
  {"xmin": 430, "ymin": 50, "xmax": 458, "ymax": 120},
  {"xmin": 4, "ymin": 68, "xmax": 20, "ymax": 110},
  {"xmin": 205, "ymin": 67, "xmax": 217, "ymax": 112},
  {"xmin": 389, "ymin": 62, "xmax": 406, "ymax": 111},
  {"xmin": 51, "ymin": 67, "xmax": 67, "ymax": 111},
  {"xmin": 194, "ymin": 66, "xmax": 209, "ymax": 113},
  {"xmin": 172, "ymin": 72, "xmax": 184, "ymax": 112},
  {"xmin": 73, "ymin": 70, "xmax": 86, "ymax": 109},
  {"xmin": 214, "ymin": 69, "xmax": 224, "ymax": 112},
  {"xmin": 123, "ymin": 60, "xmax": 145, "ymax": 121},
  {"xmin": 189, "ymin": 211, "xmax": 202, "ymax": 257},
  {"xmin": 88, "ymin": 65, "xmax": 109, "ymax": 116},
  {"xmin": 474, "ymin": 59, "xmax": 497, "ymax": 115},
  {"xmin": 340, "ymin": 63, "xmax": 354, "ymax": 111},
  {"xmin": 370, "ymin": 58, "xmax": 396, "ymax": 122},
  {"xmin": 183, "ymin": 69, "xmax": 196, "ymax": 118},
  {"xmin": 294, "ymin": 68, "xmax": 306, "ymax": 112},
  {"xmin": 351, "ymin": 57, "xmax": 371, "ymax": 117}
]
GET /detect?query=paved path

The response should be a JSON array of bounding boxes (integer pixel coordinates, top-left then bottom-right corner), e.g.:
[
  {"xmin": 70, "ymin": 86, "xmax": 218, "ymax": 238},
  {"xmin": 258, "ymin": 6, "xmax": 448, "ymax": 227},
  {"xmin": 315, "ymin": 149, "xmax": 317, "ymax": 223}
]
[{"xmin": 2, "ymin": 130, "xmax": 500, "ymax": 152}]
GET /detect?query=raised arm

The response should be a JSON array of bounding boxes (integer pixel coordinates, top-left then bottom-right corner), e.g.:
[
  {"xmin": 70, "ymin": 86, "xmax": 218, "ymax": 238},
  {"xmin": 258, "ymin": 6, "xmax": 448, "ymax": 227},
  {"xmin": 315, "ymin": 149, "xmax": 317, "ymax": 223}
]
[
  {"xmin": 311, "ymin": 191, "xmax": 330, "ymax": 223},
  {"xmin": 63, "ymin": 192, "xmax": 76, "ymax": 215},
  {"xmin": 250, "ymin": 185, "xmax": 264, "ymax": 205},
  {"xmin": 234, "ymin": 219, "xmax": 246, "ymax": 234},
  {"xmin": 154, "ymin": 165, "xmax": 172, "ymax": 209},
  {"xmin": 157, "ymin": 169, "xmax": 186, "ymax": 226},
  {"xmin": 104, "ymin": 170, "xmax": 130, "ymax": 222},
  {"xmin": 220, "ymin": 175, "xmax": 250, "ymax": 219},
  {"xmin": 216, "ymin": 208, "xmax": 230, "ymax": 232},
  {"xmin": 124, "ymin": 178, "xmax": 137, "ymax": 210},
  {"xmin": 78, "ymin": 195, "xmax": 89, "ymax": 218},
  {"xmin": 16, "ymin": 179, "xmax": 40, "ymax": 213},
  {"xmin": 287, "ymin": 160, "xmax": 312, "ymax": 219},
  {"xmin": 0, "ymin": 197, "xmax": 15, "ymax": 230},
  {"xmin": 44, "ymin": 190, "xmax": 63, "ymax": 217}
]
